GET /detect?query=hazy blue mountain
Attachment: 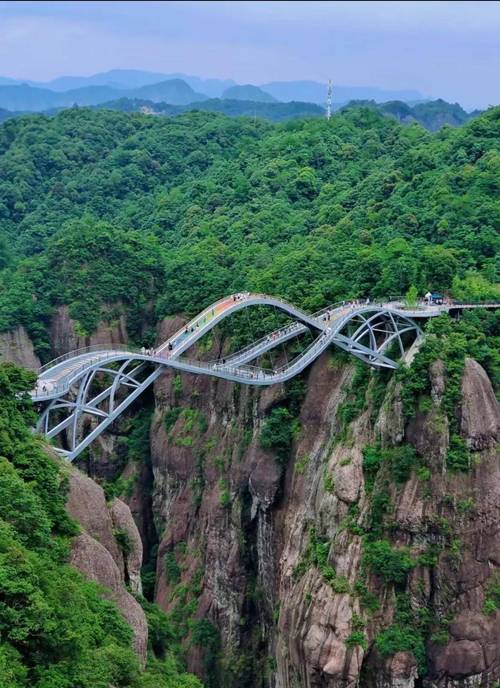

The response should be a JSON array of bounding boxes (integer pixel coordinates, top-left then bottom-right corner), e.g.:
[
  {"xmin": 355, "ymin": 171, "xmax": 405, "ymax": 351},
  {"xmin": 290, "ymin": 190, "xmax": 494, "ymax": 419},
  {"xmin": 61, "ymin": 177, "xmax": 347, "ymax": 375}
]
[
  {"xmin": 0, "ymin": 84, "xmax": 65, "ymax": 111},
  {"xmin": 162, "ymin": 74, "xmax": 236, "ymax": 97},
  {"xmin": 133, "ymin": 79, "xmax": 207, "ymax": 104},
  {"xmin": 16, "ymin": 69, "xmax": 235, "ymax": 97},
  {"xmin": 93, "ymin": 96, "xmax": 324, "ymax": 122},
  {"xmin": 340, "ymin": 98, "xmax": 480, "ymax": 131},
  {"xmin": 0, "ymin": 79, "xmax": 207, "ymax": 111},
  {"xmin": 0, "ymin": 107, "xmax": 25, "ymax": 122},
  {"xmin": 222, "ymin": 84, "xmax": 277, "ymax": 103},
  {"xmin": 261, "ymin": 80, "xmax": 424, "ymax": 104},
  {"xmin": 0, "ymin": 76, "xmax": 20, "ymax": 86},
  {"xmin": 260, "ymin": 80, "xmax": 328, "ymax": 104},
  {"xmin": 36, "ymin": 68, "xmax": 172, "ymax": 91}
]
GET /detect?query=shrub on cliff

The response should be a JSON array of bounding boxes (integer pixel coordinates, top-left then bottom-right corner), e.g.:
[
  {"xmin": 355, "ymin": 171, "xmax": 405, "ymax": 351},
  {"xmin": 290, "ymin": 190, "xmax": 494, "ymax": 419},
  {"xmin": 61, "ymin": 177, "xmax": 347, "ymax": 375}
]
[{"xmin": 363, "ymin": 539, "xmax": 416, "ymax": 586}]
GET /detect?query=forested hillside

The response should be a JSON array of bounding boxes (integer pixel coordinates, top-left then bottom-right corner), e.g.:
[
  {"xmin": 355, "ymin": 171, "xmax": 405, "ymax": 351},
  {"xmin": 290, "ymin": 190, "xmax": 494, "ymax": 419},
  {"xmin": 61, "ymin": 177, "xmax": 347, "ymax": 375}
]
[
  {"xmin": 94, "ymin": 97, "xmax": 326, "ymax": 121},
  {"xmin": 0, "ymin": 106, "xmax": 498, "ymax": 360},
  {"xmin": 341, "ymin": 98, "xmax": 479, "ymax": 131}
]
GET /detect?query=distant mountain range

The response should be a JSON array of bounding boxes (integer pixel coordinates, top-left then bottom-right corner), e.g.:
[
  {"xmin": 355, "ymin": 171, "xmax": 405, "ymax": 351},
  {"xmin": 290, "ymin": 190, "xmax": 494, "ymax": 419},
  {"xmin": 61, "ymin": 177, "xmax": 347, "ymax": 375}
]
[
  {"xmin": 0, "ymin": 69, "xmax": 434, "ymax": 112},
  {"xmin": 221, "ymin": 84, "xmax": 277, "ymax": 103},
  {"xmin": 5, "ymin": 69, "xmax": 237, "ymax": 97},
  {"xmin": 0, "ymin": 69, "xmax": 483, "ymax": 131},
  {"xmin": 0, "ymin": 78, "xmax": 207, "ymax": 111}
]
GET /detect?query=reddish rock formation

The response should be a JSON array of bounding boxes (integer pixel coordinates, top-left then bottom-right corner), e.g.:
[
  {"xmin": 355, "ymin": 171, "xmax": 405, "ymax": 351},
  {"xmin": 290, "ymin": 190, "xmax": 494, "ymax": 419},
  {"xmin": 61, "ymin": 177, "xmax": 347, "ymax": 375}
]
[
  {"xmin": 70, "ymin": 533, "xmax": 148, "ymax": 664},
  {"xmin": 110, "ymin": 497, "xmax": 144, "ymax": 596},
  {"xmin": 460, "ymin": 358, "xmax": 500, "ymax": 450},
  {"xmin": 49, "ymin": 304, "xmax": 129, "ymax": 357}
]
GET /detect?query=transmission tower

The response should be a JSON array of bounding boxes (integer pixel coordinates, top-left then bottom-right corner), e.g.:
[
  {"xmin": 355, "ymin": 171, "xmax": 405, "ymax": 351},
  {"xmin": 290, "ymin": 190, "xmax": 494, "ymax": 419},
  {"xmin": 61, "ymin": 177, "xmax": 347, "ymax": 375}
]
[{"xmin": 326, "ymin": 79, "xmax": 333, "ymax": 120}]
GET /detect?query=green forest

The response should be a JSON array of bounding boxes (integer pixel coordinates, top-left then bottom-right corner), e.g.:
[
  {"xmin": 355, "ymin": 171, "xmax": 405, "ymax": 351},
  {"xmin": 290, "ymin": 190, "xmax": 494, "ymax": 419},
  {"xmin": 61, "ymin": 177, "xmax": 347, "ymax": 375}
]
[
  {"xmin": 0, "ymin": 106, "xmax": 498, "ymax": 360},
  {"xmin": 0, "ymin": 105, "xmax": 499, "ymax": 686}
]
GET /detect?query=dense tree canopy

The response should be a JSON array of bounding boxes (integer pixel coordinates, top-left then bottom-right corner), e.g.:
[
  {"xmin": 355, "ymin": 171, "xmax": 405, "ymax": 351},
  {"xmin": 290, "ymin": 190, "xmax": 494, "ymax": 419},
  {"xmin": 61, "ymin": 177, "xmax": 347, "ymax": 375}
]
[{"xmin": 0, "ymin": 106, "xmax": 498, "ymax": 358}]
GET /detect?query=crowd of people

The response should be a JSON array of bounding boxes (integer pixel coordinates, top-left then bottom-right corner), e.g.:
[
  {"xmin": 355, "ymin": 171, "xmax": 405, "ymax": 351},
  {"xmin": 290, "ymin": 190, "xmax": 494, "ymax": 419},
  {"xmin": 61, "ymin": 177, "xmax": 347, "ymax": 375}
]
[{"xmin": 232, "ymin": 292, "xmax": 251, "ymax": 302}]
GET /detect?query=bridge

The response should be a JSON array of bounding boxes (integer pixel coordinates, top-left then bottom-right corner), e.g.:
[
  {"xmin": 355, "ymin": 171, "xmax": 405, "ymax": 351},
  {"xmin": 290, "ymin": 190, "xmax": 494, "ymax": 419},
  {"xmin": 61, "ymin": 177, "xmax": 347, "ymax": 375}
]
[{"xmin": 30, "ymin": 294, "xmax": 497, "ymax": 461}]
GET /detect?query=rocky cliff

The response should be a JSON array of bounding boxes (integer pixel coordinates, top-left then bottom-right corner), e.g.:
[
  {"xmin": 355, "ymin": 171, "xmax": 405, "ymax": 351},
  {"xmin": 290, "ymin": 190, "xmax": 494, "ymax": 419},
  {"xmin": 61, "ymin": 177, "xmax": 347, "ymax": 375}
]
[
  {"xmin": 66, "ymin": 466, "xmax": 148, "ymax": 665},
  {"xmin": 141, "ymin": 338, "xmax": 499, "ymax": 687},
  {"xmin": 3, "ymin": 309, "xmax": 499, "ymax": 687},
  {"xmin": 0, "ymin": 325, "xmax": 41, "ymax": 369}
]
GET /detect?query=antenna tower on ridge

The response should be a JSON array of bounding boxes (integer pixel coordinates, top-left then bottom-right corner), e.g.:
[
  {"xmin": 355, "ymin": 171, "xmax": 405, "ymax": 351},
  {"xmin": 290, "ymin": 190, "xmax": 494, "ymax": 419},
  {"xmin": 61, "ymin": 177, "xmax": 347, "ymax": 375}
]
[{"xmin": 326, "ymin": 79, "xmax": 333, "ymax": 120}]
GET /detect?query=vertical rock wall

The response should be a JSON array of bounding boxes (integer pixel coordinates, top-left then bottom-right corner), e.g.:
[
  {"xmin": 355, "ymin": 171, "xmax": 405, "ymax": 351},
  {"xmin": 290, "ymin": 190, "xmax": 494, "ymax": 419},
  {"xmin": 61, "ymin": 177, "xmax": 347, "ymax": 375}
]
[{"xmin": 148, "ymin": 351, "xmax": 499, "ymax": 687}]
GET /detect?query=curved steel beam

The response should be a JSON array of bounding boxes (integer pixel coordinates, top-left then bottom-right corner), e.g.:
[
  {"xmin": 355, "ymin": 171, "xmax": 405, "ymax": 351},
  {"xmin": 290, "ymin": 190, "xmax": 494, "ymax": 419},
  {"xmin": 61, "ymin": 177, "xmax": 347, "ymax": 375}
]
[{"xmin": 30, "ymin": 294, "xmax": 497, "ymax": 460}]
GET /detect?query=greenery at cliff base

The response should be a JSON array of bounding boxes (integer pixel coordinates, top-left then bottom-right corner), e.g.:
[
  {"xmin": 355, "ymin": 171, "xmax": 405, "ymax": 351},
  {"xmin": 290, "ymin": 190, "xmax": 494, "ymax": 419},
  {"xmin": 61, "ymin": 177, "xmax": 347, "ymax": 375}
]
[{"xmin": 0, "ymin": 362, "xmax": 202, "ymax": 688}]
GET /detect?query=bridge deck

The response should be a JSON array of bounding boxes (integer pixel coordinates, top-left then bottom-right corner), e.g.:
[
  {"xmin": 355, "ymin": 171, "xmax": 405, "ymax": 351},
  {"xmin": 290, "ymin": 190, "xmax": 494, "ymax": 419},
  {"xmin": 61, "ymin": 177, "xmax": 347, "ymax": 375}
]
[
  {"xmin": 31, "ymin": 295, "xmax": 497, "ymax": 402},
  {"xmin": 30, "ymin": 295, "xmax": 498, "ymax": 460}
]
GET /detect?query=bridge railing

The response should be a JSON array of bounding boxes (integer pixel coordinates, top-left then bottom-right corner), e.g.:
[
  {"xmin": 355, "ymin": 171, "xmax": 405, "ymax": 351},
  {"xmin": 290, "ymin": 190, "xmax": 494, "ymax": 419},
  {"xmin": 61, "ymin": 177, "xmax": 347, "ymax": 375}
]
[
  {"xmin": 222, "ymin": 302, "xmax": 353, "ymax": 365},
  {"xmin": 33, "ymin": 348, "xmax": 142, "ymax": 398},
  {"xmin": 221, "ymin": 321, "xmax": 307, "ymax": 364},
  {"xmin": 36, "ymin": 297, "xmax": 499, "ymax": 381},
  {"xmin": 37, "ymin": 343, "xmax": 138, "ymax": 375}
]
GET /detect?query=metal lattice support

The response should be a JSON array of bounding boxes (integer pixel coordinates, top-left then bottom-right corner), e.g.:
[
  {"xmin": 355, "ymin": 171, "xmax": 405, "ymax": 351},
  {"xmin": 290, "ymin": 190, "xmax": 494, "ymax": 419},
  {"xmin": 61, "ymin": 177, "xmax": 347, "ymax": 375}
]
[
  {"xmin": 331, "ymin": 309, "xmax": 422, "ymax": 368},
  {"xmin": 37, "ymin": 360, "xmax": 159, "ymax": 460}
]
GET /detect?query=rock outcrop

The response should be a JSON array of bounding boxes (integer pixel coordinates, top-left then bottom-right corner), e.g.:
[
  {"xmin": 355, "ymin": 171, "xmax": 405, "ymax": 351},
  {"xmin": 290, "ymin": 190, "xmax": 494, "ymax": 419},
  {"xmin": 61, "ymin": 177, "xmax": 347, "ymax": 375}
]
[
  {"xmin": 111, "ymin": 498, "xmax": 144, "ymax": 596},
  {"xmin": 0, "ymin": 326, "xmax": 40, "ymax": 369},
  {"xmin": 66, "ymin": 467, "xmax": 147, "ymax": 665},
  {"xmin": 49, "ymin": 304, "xmax": 129, "ymax": 357},
  {"xmin": 460, "ymin": 358, "xmax": 500, "ymax": 450}
]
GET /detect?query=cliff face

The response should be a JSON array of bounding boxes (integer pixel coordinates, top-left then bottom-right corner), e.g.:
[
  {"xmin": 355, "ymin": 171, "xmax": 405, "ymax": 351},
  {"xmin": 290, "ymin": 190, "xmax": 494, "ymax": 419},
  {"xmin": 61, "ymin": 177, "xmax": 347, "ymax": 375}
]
[
  {"xmin": 147, "ymin": 342, "xmax": 499, "ymax": 687},
  {"xmin": 66, "ymin": 466, "xmax": 148, "ymax": 665},
  {"xmin": 49, "ymin": 304, "xmax": 129, "ymax": 357},
  {"xmin": 4, "ymin": 312, "xmax": 499, "ymax": 687},
  {"xmin": 0, "ymin": 325, "xmax": 41, "ymax": 369}
]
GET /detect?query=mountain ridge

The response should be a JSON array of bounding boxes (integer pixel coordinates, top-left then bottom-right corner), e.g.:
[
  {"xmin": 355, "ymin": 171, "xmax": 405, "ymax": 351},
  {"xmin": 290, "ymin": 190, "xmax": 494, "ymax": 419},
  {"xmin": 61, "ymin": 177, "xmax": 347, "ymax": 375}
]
[
  {"xmin": 222, "ymin": 84, "xmax": 277, "ymax": 103},
  {"xmin": 0, "ymin": 78, "xmax": 209, "ymax": 111},
  {"xmin": 0, "ymin": 69, "xmax": 435, "ymax": 108}
]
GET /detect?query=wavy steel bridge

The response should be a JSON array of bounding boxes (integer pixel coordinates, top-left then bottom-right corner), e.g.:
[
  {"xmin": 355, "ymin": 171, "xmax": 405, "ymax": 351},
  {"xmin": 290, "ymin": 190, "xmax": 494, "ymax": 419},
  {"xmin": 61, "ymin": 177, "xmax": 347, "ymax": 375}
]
[{"xmin": 31, "ymin": 294, "xmax": 497, "ymax": 461}]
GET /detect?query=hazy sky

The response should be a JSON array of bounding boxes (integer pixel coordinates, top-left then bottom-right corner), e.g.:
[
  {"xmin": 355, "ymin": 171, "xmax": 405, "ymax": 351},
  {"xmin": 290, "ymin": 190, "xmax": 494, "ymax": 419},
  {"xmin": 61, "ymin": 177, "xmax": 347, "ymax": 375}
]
[{"xmin": 0, "ymin": 0, "xmax": 499, "ymax": 108}]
